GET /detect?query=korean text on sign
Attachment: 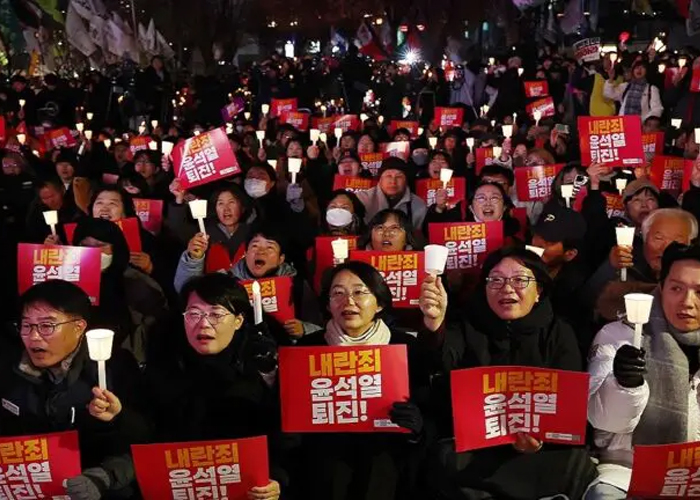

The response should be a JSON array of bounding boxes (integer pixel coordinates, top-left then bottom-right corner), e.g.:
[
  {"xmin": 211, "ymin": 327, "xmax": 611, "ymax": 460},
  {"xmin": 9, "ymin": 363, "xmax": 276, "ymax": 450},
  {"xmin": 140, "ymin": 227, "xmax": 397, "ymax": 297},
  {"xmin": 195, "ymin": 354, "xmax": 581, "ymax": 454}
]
[
  {"xmin": 514, "ymin": 165, "xmax": 564, "ymax": 202},
  {"xmin": 332, "ymin": 175, "xmax": 376, "ymax": 193},
  {"xmin": 179, "ymin": 133, "xmax": 220, "ymax": 185},
  {"xmin": 650, "ymin": 156, "xmax": 688, "ymax": 195},
  {"xmin": 349, "ymin": 251, "xmax": 425, "ymax": 308},
  {"xmin": 450, "ymin": 366, "xmax": 589, "ymax": 452},
  {"xmin": 0, "ymin": 431, "xmax": 81, "ymax": 499},
  {"xmin": 415, "ymin": 178, "xmax": 467, "ymax": 210},
  {"xmin": 279, "ymin": 345, "xmax": 410, "ymax": 433},
  {"xmin": 628, "ymin": 442, "xmax": 700, "ymax": 498},
  {"xmin": 240, "ymin": 277, "xmax": 295, "ymax": 323},
  {"xmin": 132, "ymin": 436, "xmax": 269, "ymax": 500},
  {"xmin": 578, "ymin": 116, "xmax": 644, "ymax": 167},
  {"xmin": 428, "ymin": 222, "xmax": 504, "ymax": 271}
]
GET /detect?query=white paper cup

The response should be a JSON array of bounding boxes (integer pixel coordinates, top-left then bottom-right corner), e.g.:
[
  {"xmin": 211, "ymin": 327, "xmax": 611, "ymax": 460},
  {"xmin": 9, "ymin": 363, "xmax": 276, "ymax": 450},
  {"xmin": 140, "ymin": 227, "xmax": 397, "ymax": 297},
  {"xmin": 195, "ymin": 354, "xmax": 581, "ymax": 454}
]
[
  {"xmin": 268, "ymin": 160, "xmax": 278, "ymax": 170},
  {"xmin": 526, "ymin": 245, "xmax": 545, "ymax": 257},
  {"xmin": 188, "ymin": 199, "xmax": 208, "ymax": 219},
  {"xmin": 560, "ymin": 184, "xmax": 574, "ymax": 199},
  {"xmin": 533, "ymin": 110, "xmax": 542, "ymax": 124},
  {"xmin": 695, "ymin": 128, "xmax": 700, "ymax": 144},
  {"xmin": 103, "ymin": 139, "xmax": 112, "ymax": 150},
  {"xmin": 502, "ymin": 124, "xmax": 513, "ymax": 138},
  {"xmin": 331, "ymin": 238, "xmax": 349, "ymax": 260},
  {"xmin": 428, "ymin": 137, "xmax": 438, "ymax": 149},
  {"xmin": 17, "ymin": 133, "xmax": 26, "ymax": 145},
  {"xmin": 425, "ymin": 245, "xmax": 450, "ymax": 275},
  {"xmin": 334, "ymin": 127, "xmax": 343, "ymax": 140},
  {"xmin": 615, "ymin": 178, "xmax": 628, "ymax": 195},
  {"xmin": 43, "ymin": 210, "xmax": 58, "ymax": 226},
  {"xmin": 440, "ymin": 168, "xmax": 454, "ymax": 186},
  {"xmin": 255, "ymin": 130, "xmax": 265, "ymax": 142},
  {"xmin": 466, "ymin": 138, "xmax": 475, "ymax": 149},
  {"xmin": 151, "ymin": 120, "xmax": 158, "ymax": 130},
  {"xmin": 148, "ymin": 141, "xmax": 158, "ymax": 151},
  {"xmin": 672, "ymin": 118, "xmax": 682, "ymax": 129},
  {"xmin": 616, "ymin": 226, "xmax": 635, "ymax": 247},
  {"xmin": 624, "ymin": 293, "xmax": 654, "ymax": 325},
  {"xmin": 84, "ymin": 130, "xmax": 93, "ymax": 141},
  {"xmin": 288, "ymin": 158, "xmax": 302, "ymax": 174},
  {"xmin": 161, "ymin": 141, "xmax": 174, "ymax": 156},
  {"xmin": 86, "ymin": 112, "xmax": 94, "ymax": 121},
  {"xmin": 76, "ymin": 122, "xmax": 84, "ymax": 133},
  {"xmin": 319, "ymin": 133, "xmax": 328, "ymax": 143},
  {"xmin": 261, "ymin": 104, "xmax": 270, "ymax": 115},
  {"xmin": 86, "ymin": 329, "xmax": 115, "ymax": 361},
  {"xmin": 492, "ymin": 146, "xmax": 502, "ymax": 159},
  {"xmin": 310, "ymin": 129, "xmax": 320, "ymax": 143}
]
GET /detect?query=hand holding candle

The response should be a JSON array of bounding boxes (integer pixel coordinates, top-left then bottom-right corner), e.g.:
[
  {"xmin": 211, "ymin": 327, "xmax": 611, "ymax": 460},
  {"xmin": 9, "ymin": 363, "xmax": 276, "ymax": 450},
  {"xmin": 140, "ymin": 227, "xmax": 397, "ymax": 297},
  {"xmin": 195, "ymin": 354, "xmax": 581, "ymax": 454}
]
[
  {"xmin": 43, "ymin": 211, "xmax": 58, "ymax": 236},
  {"xmin": 424, "ymin": 245, "xmax": 449, "ymax": 276},
  {"xmin": 252, "ymin": 281, "xmax": 263, "ymax": 325},
  {"xmin": 624, "ymin": 293, "xmax": 654, "ymax": 347},
  {"xmin": 616, "ymin": 226, "xmax": 635, "ymax": 282},
  {"xmin": 440, "ymin": 168, "xmax": 453, "ymax": 190}
]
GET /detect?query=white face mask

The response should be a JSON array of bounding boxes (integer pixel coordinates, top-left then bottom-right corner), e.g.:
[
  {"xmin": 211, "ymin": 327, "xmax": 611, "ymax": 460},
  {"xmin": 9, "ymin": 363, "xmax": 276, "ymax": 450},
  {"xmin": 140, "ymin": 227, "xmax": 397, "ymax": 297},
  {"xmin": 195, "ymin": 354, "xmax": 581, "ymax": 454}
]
[
  {"xmin": 326, "ymin": 208, "xmax": 353, "ymax": 227},
  {"xmin": 100, "ymin": 252, "xmax": 113, "ymax": 271},
  {"xmin": 244, "ymin": 179, "xmax": 268, "ymax": 199}
]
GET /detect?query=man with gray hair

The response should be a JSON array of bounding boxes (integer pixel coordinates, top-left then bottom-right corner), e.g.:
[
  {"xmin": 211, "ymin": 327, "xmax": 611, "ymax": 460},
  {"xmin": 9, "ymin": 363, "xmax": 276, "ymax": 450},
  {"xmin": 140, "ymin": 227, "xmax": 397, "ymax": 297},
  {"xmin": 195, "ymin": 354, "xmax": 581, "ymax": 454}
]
[{"xmin": 584, "ymin": 208, "xmax": 698, "ymax": 323}]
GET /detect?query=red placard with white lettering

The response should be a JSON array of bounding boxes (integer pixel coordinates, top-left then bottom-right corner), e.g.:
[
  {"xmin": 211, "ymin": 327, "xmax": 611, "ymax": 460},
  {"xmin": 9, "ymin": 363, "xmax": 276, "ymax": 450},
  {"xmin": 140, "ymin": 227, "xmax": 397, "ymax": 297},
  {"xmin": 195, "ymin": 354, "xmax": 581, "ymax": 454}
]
[
  {"xmin": 311, "ymin": 115, "xmax": 361, "ymax": 134},
  {"xmin": 313, "ymin": 236, "xmax": 359, "ymax": 293},
  {"xmin": 279, "ymin": 345, "xmax": 410, "ymax": 433},
  {"xmin": 240, "ymin": 276, "xmax": 295, "ymax": 323},
  {"xmin": 578, "ymin": 116, "xmax": 645, "ymax": 168},
  {"xmin": 629, "ymin": 442, "xmax": 700, "ymax": 498},
  {"xmin": 388, "ymin": 121, "xmax": 419, "ymax": 138},
  {"xmin": 332, "ymin": 175, "xmax": 376, "ymax": 193},
  {"xmin": 602, "ymin": 193, "xmax": 625, "ymax": 219},
  {"xmin": 434, "ymin": 107, "xmax": 465, "ymax": 128},
  {"xmin": 650, "ymin": 156, "xmax": 689, "ymax": 197},
  {"xmin": 64, "ymin": 217, "xmax": 142, "ymax": 252},
  {"xmin": 173, "ymin": 127, "xmax": 241, "ymax": 189},
  {"xmin": 129, "ymin": 136, "xmax": 150, "ymax": 156},
  {"xmin": 523, "ymin": 81, "xmax": 550, "ymax": 98},
  {"xmin": 451, "ymin": 366, "xmax": 589, "ymax": 452},
  {"xmin": 0, "ymin": 431, "xmax": 82, "ymax": 498},
  {"xmin": 270, "ymin": 98, "xmax": 298, "ymax": 118},
  {"xmin": 379, "ymin": 142, "xmax": 410, "ymax": 161},
  {"xmin": 691, "ymin": 68, "xmax": 700, "ymax": 92},
  {"xmin": 428, "ymin": 222, "xmax": 504, "ymax": 272},
  {"xmin": 348, "ymin": 250, "xmax": 425, "ymax": 308},
  {"xmin": 279, "ymin": 112, "xmax": 310, "ymax": 132},
  {"xmin": 133, "ymin": 198, "xmax": 164, "ymax": 234},
  {"xmin": 415, "ymin": 177, "xmax": 467, "ymax": 210},
  {"xmin": 642, "ymin": 132, "xmax": 665, "ymax": 158},
  {"xmin": 514, "ymin": 164, "xmax": 564, "ymax": 202},
  {"xmin": 132, "ymin": 436, "xmax": 269, "ymax": 500},
  {"xmin": 475, "ymin": 147, "xmax": 495, "ymax": 175},
  {"xmin": 526, "ymin": 97, "xmax": 555, "ymax": 120},
  {"xmin": 44, "ymin": 127, "xmax": 77, "ymax": 150},
  {"xmin": 17, "ymin": 244, "xmax": 102, "ymax": 304},
  {"xmin": 360, "ymin": 153, "xmax": 387, "ymax": 177}
]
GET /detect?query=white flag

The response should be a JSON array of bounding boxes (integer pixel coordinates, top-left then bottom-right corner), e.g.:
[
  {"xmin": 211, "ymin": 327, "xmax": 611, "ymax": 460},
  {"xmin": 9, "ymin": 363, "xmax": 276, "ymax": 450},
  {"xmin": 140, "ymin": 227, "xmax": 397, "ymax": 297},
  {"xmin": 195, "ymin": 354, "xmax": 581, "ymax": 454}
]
[
  {"xmin": 89, "ymin": 15, "xmax": 105, "ymax": 48},
  {"xmin": 156, "ymin": 30, "xmax": 174, "ymax": 58},
  {"xmin": 70, "ymin": 0, "xmax": 107, "ymax": 21},
  {"xmin": 146, "ymin": 19, "xmax": 156, "ymax": 53},
  {"xmin": 138, "ymin": 23, "xmax": 149, "ymax": 52},
  {"xmin": 66, "ymin": 3, "xmax": 96, "ymax": 56}
]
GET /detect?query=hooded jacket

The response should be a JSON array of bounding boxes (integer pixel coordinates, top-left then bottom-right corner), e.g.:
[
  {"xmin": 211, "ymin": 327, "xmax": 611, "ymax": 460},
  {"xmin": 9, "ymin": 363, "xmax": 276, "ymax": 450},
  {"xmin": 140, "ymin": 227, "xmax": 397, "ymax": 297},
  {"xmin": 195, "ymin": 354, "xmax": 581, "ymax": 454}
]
[{"xmin": 355, "ymin": 186, "xmax": 428, "ymax": 236}]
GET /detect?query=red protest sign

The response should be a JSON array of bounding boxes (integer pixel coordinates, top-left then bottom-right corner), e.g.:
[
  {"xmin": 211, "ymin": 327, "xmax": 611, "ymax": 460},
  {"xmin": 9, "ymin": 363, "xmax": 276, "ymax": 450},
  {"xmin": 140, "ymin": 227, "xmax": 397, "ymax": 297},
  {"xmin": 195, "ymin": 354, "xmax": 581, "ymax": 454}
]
[
  {"xmin": 451, "ymin": 366, "xmax": 589, "ymax": 452},
  {"xmin": 44, "ymin": 127, "xmax": 77, "ymax": 150},
  {"xmin": 514, "ymin": 164, "xmax": 564, "ymax": 202},
  {"xmin": 0, "ymin": 431, "xmax": 82, "ymax": 498},
  {"xmin": 173, "ymin": 127, "xmax": 241, "ymax": 189},
  {"xmin": 332, "ymin": 175, "xmax": 376, "ymax": 193},
  {"xmin": 650, "ymin": 156, "xmax": 689, "ymax": 196},
  {"xmin": 526, "ymin": 97, "xmax": 555, "ymax": 120},
  {"xmin": 629, "ymin": 442, "xmax": 700, "ymax": 498},
  {"xmin": 692, "ymin": 68, "xmax": 700, "ymax": 92},
  {"xmin": 602, "ymin": 193, "xmax": 625, "ymax": 219},
  {"xmin": 642, "ymin": 132, "xmax": 665, "ymax": 158},
  {"xmin": 132, "ymin": 436, "xmax": 269, "ymax": 500},
  {"xmin": 311, "ymin": 115, "xmax": 361, "ymax": 134},
  {"xmin": 434, "ymin": 107, "xmax": 465, "ymax": 128},
  {"xmin": 270, "ymin": 98, "xmax": 298, "ymax": 118},
  {"xmin": 523, "ymin": 81, "xmax": 550, "ymax": 98},
  {"xmin": 313, "ymin": 236, "xmax": 359, "ymax": 293},
  {"xmin": 415, "ymin": 177, "xmax": 467, "ymax": 211},
  {"xmin": 349, "ymin": 251, "xmax": 425, "ymax": 308},
  {"xmin": 388, "ymin": 121, "xmax": 419, "ymax": 138},
  {"xmin": 64, "ymin": 217, "xmax": 142, "ymax": 252},
  {"xmin": 279, "ymin": 112, "xmax": 310, "ymax": 132},
  {"xmin": 379, "ymin": 142, "xmax": 410, "ymax": 161},
  {"xmin": 205, "ymin": 243, "xmax": 245, "ymax": 274},
  {"xmin": 360, "ymin": 152, "xmax": 387, "ymax": 177},
  {"xmin": 240, "ymin": 276, "xmax": 295, "ymax": 323},
  {"xmin": 428, "ymin": 222, "xmax": 504, "ymax": 272},
  {"xmin": 279, "ymin": 345, "xmax": 410, "ymax": 433},
  {"xmin": 133, "ymin": 198, "xmax": 164, "ymax": 234},
  {"xmin": 0, "ymin": 117, "xmax": 6, "ymax": 146},
  {"xmin": 130, "ymin": 136, "xmax": 150, "ymax": 156},
  {"xmin": 578, "ymin": 116, "xmax": 645, "ymax": 168},
  {"xmin": 17, "ymin": 244, "xmax": 102, "ymax": 304},
  {"xmin": 475, "ymin": 148, "xmax": 495, "ymax": 175}
]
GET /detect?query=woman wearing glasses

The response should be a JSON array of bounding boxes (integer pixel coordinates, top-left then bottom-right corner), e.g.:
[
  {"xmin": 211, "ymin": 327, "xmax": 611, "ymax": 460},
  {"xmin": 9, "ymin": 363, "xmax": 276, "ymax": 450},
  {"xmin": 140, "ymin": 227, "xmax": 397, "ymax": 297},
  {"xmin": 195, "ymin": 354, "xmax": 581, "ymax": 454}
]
[
  {"xmin": 144, "ymin": 273, "xmax": 282, "ymax": 500},
  {"xmin": 0, "ymin": 280, "xmax": 150, "ymax": 500},
  {"xmin": 293, "ymin": 261, "xmax": 431, "ymax": 500},
  {"xmin": 419, "ymin": 246, "xmax": 595, "ymax": 499},
  {"xmin": 358, "ymin": 209, "xmax": 420, "ymax": 252}
]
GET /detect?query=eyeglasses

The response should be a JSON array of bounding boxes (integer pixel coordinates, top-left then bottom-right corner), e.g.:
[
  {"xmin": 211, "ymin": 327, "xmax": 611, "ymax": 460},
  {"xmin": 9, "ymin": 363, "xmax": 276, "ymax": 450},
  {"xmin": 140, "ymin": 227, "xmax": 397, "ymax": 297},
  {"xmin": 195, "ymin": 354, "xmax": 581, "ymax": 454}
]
[
  {"xmin": 183, "ymin": 310, "xmax": 232, "ymax": 325},
  {"xmin": 330, "ymin": 289, "xmax": 373, "ymax": 303},
  {"xmin": 485, "ymin": 275, "xmax": 537, "ymax": 290},
  {"xmin": 372, "ymin": 224, "xmax": 404, "ymax": 236},
  {"xmin": 473, "ymin": 195, "xmax": 504, "ymax": 205},
  {"xmin": 18, "ymin": 320, "xmax": 81, "ymax": 338}
]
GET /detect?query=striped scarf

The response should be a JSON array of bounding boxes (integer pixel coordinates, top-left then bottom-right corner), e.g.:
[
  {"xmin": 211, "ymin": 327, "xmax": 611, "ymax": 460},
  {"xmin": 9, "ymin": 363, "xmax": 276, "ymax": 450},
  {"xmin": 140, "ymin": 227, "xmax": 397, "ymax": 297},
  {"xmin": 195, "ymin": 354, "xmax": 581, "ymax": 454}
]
[{"xmin": 623, "ymin": 79, "xmax": 647, "ymax": 116}]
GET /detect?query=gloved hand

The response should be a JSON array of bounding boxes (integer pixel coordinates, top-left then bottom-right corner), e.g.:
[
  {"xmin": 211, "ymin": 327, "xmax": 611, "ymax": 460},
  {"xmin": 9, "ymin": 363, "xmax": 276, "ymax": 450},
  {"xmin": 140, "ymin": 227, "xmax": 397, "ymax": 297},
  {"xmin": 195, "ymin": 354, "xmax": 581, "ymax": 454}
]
[
  {"xmin": 286, "ymin": 184, "xmax": 305, "ymax": 213},
  {"xmin": 389, "ymin": 401, "xmax": 424, "ymax": 436},
  {"xmin": 613, "ymin": 344, "xmax": 646, "ymax": 388},
  {"xmin": 240, "ymin": 325, "xmax": 278, "ymax": 375},
  {"xmin": 66, "ymin": 468, "xmax": 110, "ymax": 500}
]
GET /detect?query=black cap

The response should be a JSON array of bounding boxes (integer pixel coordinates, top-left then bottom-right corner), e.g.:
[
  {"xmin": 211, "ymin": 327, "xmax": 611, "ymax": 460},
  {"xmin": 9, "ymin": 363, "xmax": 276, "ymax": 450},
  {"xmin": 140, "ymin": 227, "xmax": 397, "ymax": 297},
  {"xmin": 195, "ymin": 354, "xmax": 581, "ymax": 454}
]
[
  {"xmin": 533, "ymin": 204, "xmax": 587, "ymax": 243},
  {"xmin": 378, "ymin": 157, "xmax": 409, "ymax": 178}
]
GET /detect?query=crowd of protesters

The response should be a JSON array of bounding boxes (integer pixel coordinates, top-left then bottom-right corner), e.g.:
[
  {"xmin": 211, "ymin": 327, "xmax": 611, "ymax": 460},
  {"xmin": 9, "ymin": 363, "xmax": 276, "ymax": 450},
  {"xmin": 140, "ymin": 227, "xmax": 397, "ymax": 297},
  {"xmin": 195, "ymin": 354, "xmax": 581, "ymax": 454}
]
[{"xmin": 2, "ymin": 39, "xmax": 700, "ymax": 500}]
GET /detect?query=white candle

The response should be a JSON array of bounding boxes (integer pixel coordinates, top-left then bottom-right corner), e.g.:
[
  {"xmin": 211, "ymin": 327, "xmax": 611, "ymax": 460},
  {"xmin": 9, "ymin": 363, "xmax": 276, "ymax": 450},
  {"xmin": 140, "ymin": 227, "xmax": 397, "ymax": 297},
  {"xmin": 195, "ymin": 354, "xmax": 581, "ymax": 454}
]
[
  {"xmin": 189, "ymin": 199, "xmax": 208, "ymax": 235},
  {"xmin": 19, "ymin": 99, "xmax": 25, "ymax": 108},
  {"xmin": 440, "ymin": 168, "xmax": 453, "ymax": 189},
  {"xmin": 360, "ymin": 113, "xmax": 368, "ymax": 122},
  {"xmin": 428, "ymin": 137, "xmax": 438, "ymax": 149},
  {"xmin": 466, "ymin": 138, "xmax": 475, "ymax": 149},
  {"xmin": 226, "ymin": 123, "xmax": 234, "ymax": 134},
  {"xmin": 616, "ymin": 178, "xmax": 628, "ymax": 195},
  {"xmin": 492, "ymin": 146, "xmax": 502, "ymax": 159},
  {"xmin": 161, "ymin": 141, "xmax": 174, "ymax": 156},
  {"xmin": 533, "ymin": 109, "xmax": 543, "ymax": 126},
  {"xmin": 658, "ymin": 63, "xmax": 666, "ymax": 74},
  {"xmin": 378, "ymin": 116, "xmax": 385, "ymax": 124},
  {"xmin": 76, "ymin": 122, "xmax": 84, "ymax": 133},
  {"xmin": 331, "ymin": 238, "xmax": 349, "ymax": 262},
  {"xmin": 86, "ymin": 112, "xmax": 94, "ymax": 121},
  {"xmin": 84, "ymin": 130, "xmax": 93, "ymax": 141},
  {"xmin": 288, "ymin": 158, "xmax": 302, "ymax": 185},
  {"xmin": 244, "ymin": 111, "xmax": 251, "ymax": 121},
  {"xmin": 671, "ymin": 118, "xmax": 682, "ymax": 129},
  {"xmin": 103, "ymin": 139, "xmax": 111, "ymax": 150},
  {"xmin": 261, "ymin": 104, "xmax": 270, "ymax": 115},
  {"xmin": 310, "ymin": 129, "xmax": 320, "ymax": 143},
  {"xmin": 256, "ymin": 130, "xmax": 265, "ymax": 146},
  {"xmin": 268, "ymin": 160, "xmax": 277, "ymax": 170},
  {"xmin": 624, "ymin": 293, "xmax": 655, "ymax": 347},
  {"xmin": 616, "ymin": 226, "xmax": 635, "ymax": 282},
  {"xmin": 334, "ymin": 127, "xmax": 343, "ymax": 140},
  {"xmin": 86, "ymin": 329, "xmax": 114, "ymax": 390},
  {"xmin": 138, "ymin": 125, "xmax": 146, "ymax": 135},
  {"xmin": 319, "ymin": 132, "xmax": 328, "ymax": 144},
  {"xmin": 560, "ymin": 184, "xmax": 574, "ymax": 208},
  {"xmin": 502, "ymin": 124, "xmax": 513, "ymax": 138},
  {"xmin": 418, "ymin": 127, "xmax": 424, "ymax": 136},
  {"xmin": 148, "ymin": 141, "xmax": 158, "ymax": 151},
  {"xmin": 151, "ymin": 120, "xmax": 158, "ymax": 130},
  {"xmin": 43, "ymin": 210, "xmax": 58, "ymax": 236},
  {"xmin": 17, "ymin": 133, "xmax": 26, "ymax": 145},
  {"xmin": 252, "ymin": 281, "xmax": 263, "ymax": 325},
  {"xmin": 518, "ymin": 68, "xmax": 524, "ymax": 77}
]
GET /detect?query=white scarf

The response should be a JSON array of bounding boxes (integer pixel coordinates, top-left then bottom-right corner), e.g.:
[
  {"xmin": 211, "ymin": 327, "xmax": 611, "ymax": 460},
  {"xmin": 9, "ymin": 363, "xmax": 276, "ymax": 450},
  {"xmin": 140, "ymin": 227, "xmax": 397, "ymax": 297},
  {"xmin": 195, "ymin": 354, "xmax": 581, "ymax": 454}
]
[{"xmin": 324, "ymin": 319, "xmax": 392, "ymax": 346}]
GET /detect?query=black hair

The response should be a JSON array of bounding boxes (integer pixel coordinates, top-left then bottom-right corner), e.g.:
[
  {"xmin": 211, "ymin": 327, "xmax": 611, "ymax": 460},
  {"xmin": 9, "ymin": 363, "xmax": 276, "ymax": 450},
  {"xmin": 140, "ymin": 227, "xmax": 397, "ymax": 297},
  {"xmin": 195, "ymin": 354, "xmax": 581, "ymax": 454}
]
[
  {"xmin": 246, "ymin": 222, "xmax": 288, "ymax": 256},
  {"xmin": 54, "ymin": 149, "xmax": 79, "ymax": 167},
  {"xmin": 285, "ymin": 139, "xmax": 304, "ymax": 157},
  {"xmin": 319, "ymin": 261, "xmax": 393, "ymax": 318},
  {"xmin": 180, "ymin": 273, "xmax": 253, "ymax": 322},
  {"xmin": 358, "ymin": 208, "xmax": 419, "ymax": 250},
  {"xmin": 88, "ymin": 186, "xmax": 137, "ymax": 218},
  {"xmin": 118, "ymin": 171, "xmax": 150, "ymax": 196},
  {"xmin": 661, "ymin": 242, "xmax": 700, "ymax": 284},
  {"xmin": 479, "ymin": 164, "xmax": 515, "ymax": 188},
  {"xmin": 392, "ymin": 128, "xmax": 412, "ymax": 140},
  {"xmin": 19, "ymin": 280, "xmax": 92, "ymax": 322},
  {"xmin": 479, "ymin": 246, "xmax": 553, "ymax": 298},
  {"xmin": 246, "ymin": 163, "xmax": 278, "ymax": 183}
]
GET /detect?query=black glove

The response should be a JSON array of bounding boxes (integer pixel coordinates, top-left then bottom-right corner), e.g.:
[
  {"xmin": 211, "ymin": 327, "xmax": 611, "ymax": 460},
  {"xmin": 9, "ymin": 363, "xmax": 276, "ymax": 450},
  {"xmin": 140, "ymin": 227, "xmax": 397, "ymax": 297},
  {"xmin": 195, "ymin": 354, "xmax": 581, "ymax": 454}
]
[
  {"xmin": 389, "ymin": 401, "xmax": 424, "ymax": 437},
  {"xmin": 66, "ymin": 467, "xmax": 110, "ymax": 500},
  {"xmin": 613, "ymin": 344, "xmax": 646, "ymax": 388},
  {"xmin": 238, "ymin": 325, "xmax": 278, "ymax": 375}
]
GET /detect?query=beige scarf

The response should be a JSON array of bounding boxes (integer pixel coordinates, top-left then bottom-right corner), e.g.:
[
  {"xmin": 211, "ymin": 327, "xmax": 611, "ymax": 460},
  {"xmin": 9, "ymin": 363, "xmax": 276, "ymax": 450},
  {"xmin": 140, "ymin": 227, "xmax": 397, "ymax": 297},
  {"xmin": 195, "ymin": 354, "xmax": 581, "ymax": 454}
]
[{"xmin": 324, "ymin": 319, "xmax": 392, "ymax": 346}]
